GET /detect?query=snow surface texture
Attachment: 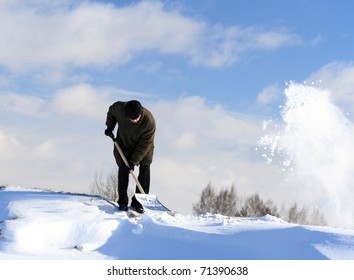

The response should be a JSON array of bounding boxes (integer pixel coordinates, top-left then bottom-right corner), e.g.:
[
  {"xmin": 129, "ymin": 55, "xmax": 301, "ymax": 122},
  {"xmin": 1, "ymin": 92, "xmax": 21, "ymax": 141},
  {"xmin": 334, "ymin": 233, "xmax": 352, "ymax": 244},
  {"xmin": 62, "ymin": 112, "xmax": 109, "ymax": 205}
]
[{"xmin": 1, "ymin": 186, "xmax": 354, "ymax": 260}]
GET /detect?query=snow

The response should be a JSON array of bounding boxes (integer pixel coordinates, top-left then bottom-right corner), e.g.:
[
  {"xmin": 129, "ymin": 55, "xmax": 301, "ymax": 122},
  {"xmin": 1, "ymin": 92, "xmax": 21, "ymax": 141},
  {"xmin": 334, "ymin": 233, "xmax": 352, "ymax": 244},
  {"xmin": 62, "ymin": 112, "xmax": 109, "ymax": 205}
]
[{"xmin": 1, "ymin": 186, "xmax": 354, "ymax": 260}]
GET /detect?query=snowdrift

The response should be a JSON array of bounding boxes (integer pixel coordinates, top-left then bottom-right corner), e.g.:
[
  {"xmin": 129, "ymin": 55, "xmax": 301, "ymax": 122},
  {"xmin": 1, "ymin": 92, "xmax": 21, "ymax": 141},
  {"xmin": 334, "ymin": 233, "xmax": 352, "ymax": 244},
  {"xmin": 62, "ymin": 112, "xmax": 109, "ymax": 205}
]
[{"xmin": 1, "ymin": 186, "xmax": 354, "ymax": 260}]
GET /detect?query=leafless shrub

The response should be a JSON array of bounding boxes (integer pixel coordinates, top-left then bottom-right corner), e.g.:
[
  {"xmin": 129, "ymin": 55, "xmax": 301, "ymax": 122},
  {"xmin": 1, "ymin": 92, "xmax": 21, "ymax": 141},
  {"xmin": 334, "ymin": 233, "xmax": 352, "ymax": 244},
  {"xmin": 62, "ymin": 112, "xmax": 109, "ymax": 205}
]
[
  {"xmin": 193, "ymin": 183, "xmax": 327, "ymax": 226},
  {"xmin": 90, "ymin": 169, "xmax": 118, "ymax": 202}
]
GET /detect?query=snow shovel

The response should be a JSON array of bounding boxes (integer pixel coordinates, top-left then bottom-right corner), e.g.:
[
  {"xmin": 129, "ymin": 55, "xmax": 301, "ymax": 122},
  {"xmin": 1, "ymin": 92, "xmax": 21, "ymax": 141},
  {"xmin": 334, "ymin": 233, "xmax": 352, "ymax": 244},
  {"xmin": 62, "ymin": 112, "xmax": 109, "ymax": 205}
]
[{"xmin": 112, "ymin": 139, "xmax": 170, "ymax": 212}]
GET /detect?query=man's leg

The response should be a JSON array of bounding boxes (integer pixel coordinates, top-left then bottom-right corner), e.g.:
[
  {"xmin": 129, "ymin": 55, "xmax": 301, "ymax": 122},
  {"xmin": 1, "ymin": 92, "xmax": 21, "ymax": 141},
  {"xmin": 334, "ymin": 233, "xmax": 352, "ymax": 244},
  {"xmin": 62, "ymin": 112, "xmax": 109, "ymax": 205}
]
[
  {"xmin": 131, "ymin": 164, "xmax": 150, "ymax": 211},
  {"xmin": 138, "ymin": 164, "xmax": 150, "ymax": 193},
  {"xmin": 118, "ymin": 165, "xmax": 129, "ymax": 210}
]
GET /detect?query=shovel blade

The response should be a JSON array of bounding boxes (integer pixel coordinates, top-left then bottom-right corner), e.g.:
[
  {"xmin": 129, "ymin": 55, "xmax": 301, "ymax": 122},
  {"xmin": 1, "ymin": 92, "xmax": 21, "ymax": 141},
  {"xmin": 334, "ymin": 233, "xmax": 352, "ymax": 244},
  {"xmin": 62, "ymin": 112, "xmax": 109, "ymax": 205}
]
[{"xmin": 135, "ymin": 194, "xmax": 170, "ymax": 212}]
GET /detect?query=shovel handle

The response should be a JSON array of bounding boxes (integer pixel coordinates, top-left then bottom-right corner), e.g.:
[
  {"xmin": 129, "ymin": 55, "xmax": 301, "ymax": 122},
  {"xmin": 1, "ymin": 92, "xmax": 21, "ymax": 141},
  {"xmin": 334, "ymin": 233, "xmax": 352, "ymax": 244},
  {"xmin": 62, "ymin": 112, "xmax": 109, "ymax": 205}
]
[{"xmin": 113, "ymin": 140, "xmax": 146, "ymax": 195}]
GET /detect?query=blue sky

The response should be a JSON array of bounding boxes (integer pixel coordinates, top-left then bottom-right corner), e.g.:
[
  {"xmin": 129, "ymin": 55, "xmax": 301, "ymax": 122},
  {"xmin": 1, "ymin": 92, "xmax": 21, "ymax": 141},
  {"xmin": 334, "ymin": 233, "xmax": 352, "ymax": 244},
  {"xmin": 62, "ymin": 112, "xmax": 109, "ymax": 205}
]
[
  {"xmin": 83, "ymin": 0, "xmax": 354, "ymax": 114},
  {"xmin": 1, "ymin": 0, "xmax": 354, "ymax": 215}
]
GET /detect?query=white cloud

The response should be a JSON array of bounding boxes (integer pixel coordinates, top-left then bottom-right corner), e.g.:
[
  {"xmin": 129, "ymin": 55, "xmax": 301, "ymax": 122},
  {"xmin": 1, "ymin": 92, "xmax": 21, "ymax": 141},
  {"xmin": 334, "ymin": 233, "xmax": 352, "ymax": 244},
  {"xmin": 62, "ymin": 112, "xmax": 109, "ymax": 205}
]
[
  {"xmin": 133, "ymin": 61, "xmax": 163, "ymax": 74},
  {"xmin": 256, "ymin": 84, "xmax": 282, "ymax": 105},
  {"xmin": 0, "ymin": 128, "xmax": 21, "ymax": 158},
  {"xmin": 175, "ymin": 131, "xmax": 197, "ymax": 150},
  {"xmin": 307, "ymin": 61, "xmax": 354, "ymax": 114},
  {"xmin": 254, "ymin": 28, "xmax": 302, "ymax": 50},
  {"xmin": 0, "ymin": 83, "xmax": 151, "ymax": 120},
  {"xmin": 311, "ymin": 34, "xmax": 326, "ymax": 46},
  {"xmin": 190, "ymin": 25, "xmax": 302, "ymax": 67},
  {"xmin": 0, "ymin": 92, "xmax": 45, "ymax": 116},
  {"xmin": 50, "ymin": 83, "xmax": 110, "ymax": 119},
  {"xmin": 0, "ymin": 1, "xmax": 203, "ymax": 70},
  {"xmin": 0, "ymin": 0, "xmax": 302, "ymax": 72},
  {"xmin": 151, "ymin": 96, "xmax": 262, "ymax": 153}
]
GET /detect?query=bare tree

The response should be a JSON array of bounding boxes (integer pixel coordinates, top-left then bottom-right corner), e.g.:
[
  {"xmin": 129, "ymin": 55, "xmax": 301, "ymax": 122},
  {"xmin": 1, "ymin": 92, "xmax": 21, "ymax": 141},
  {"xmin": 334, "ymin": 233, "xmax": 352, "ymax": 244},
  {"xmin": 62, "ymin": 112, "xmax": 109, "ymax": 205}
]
[
  {"xmin": 90, "ymin": 169, "xmax": 118, "ymax": 202},
  {"xmin": 283, "ymin": 203, "xmax": 327, "ymax": 226},
  {"xmin": 308, "ymin": 207, "xmax": 327, "ymax": 226},
  {"xmin": 192, "ymin": 183, "xmax": 239, "ymax": 216},
  {"xmin": 286, "ymin": 203, "xmax": 307, "ymax": 224},
  {"xmin": 192, "ymin": 183, "xmax": 216, "ymax": 215},
  {"xmin": 238, "ymin": 193, "xmax": 278, "ymax": 217},
  {"xmin": 214, "ymin": 185, "xmax": 238, "ymax": 216}
]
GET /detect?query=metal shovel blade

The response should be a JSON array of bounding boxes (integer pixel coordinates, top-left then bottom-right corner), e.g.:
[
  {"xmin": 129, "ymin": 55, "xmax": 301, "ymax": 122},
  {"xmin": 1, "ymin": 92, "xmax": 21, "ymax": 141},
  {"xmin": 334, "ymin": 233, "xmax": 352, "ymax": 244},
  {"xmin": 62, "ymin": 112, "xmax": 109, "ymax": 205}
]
[{"xmin": 135, "ymin": 194, "xmax": 170, "ymax": 212}]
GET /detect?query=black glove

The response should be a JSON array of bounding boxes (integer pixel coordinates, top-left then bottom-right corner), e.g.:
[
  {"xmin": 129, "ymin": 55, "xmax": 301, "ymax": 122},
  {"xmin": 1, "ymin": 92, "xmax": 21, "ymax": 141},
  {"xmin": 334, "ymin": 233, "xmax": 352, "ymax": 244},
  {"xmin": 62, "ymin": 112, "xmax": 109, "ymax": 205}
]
[
  {"xmin": 129, "ymin": 162, "xmax": 135, "ymax": 171},
  {"xmin": 104, "ymin": 127, "xmax": 115, "ymax": 140}
]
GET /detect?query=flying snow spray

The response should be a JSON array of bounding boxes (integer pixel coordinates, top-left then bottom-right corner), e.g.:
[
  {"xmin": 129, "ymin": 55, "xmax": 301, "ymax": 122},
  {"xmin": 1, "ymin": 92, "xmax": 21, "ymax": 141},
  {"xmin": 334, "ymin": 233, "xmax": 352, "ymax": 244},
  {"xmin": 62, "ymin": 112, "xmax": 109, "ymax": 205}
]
[{"xmin": 258, "ymin": 82, "xmax": 354, "ymax": 228}]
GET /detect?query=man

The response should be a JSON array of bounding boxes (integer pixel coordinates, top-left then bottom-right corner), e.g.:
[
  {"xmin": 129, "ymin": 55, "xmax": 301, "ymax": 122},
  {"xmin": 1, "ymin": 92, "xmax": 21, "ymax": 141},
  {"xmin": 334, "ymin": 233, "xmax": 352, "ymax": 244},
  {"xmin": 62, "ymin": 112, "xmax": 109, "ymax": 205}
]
[{"xmin": 104, "ymin": 100, "xmax": 156, "ymax": 213}]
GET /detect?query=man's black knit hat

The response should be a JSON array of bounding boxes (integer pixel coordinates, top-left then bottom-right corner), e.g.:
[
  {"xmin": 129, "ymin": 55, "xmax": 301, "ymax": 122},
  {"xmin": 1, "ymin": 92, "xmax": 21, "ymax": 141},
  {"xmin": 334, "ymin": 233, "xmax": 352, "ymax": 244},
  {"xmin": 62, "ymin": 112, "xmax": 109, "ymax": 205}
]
[{"xmin": 125, "ymin": 100, "xmax": 142, "ymax": 119}]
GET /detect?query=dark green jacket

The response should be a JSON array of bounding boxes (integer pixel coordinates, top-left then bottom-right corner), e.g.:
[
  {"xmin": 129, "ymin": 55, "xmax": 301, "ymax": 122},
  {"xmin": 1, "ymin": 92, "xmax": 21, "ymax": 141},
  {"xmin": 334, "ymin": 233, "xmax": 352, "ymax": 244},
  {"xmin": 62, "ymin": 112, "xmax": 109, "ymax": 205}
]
[{"xmin": 105, "ymin": 101, "xmax": 155, "ymax": 166}]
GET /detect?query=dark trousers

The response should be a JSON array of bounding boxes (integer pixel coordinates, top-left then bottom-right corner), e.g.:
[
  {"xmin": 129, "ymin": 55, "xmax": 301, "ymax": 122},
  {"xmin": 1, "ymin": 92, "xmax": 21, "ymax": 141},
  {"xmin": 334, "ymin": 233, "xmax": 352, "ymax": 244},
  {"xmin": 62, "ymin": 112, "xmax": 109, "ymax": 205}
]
[{"xmin": 117, "ymin": 164, "xmax": 150, "ymax": 206}]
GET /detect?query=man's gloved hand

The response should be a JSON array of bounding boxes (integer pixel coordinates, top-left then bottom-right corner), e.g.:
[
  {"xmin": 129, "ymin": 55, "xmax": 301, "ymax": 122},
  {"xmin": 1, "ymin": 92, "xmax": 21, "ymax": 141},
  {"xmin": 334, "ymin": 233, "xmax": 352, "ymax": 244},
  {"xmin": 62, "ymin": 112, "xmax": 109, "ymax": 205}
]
[
  {"xmin": 104, "ymin": 127, "xmax": 115, "ymax": 140},
  {"xmin": 129, "ymin": 162, "xmax": 135, "ymax": 171}
]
